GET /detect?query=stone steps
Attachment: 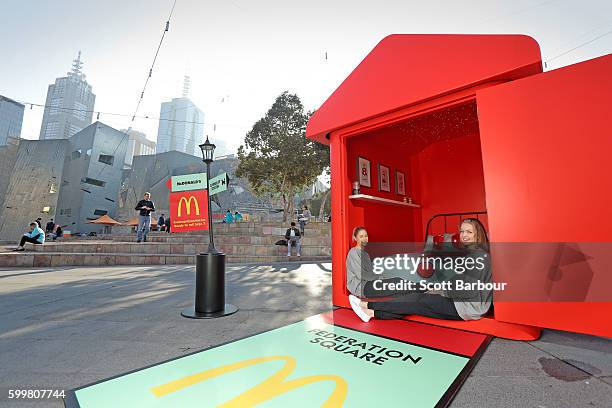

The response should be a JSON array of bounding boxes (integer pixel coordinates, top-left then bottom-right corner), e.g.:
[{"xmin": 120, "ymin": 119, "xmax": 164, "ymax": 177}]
[
  {"xmin": 112, "ymin": 235, "xmax": 330, "ymax": 246},
  {"xmin": 117, "ymin": 222, "xmax": 330, "ymax": 234},
  {"xmin": 0, "ymin": 252, "xmax": 330, "ymax": 267},
  {"xmin": 0, "ymin": 221, "xmax": 332, "ymax": 267},
  {"xmin": 26, "ymin": 242, "xmax": 331, "ymax": 257},
  {"xmin": 113, "ymin": 229, "xmax": 331, "ymax": 236}
]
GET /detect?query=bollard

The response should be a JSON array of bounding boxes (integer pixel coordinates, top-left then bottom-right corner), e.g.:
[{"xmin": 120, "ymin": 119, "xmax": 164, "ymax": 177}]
[{"xmin": 181, "ymin": 252, "xmax": 238, "ymax": 319}]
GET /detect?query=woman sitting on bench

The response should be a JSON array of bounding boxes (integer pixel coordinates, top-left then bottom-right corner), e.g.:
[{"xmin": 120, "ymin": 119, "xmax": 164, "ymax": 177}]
[{"xmin": 348, "ymin": 218, "xmax": 492, "ymax": 323}]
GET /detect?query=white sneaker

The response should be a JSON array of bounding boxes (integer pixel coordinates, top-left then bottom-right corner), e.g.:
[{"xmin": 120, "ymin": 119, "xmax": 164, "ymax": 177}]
[{"xmin": 348, "ymin": 294, "xmax": 371, "ymax": 323}]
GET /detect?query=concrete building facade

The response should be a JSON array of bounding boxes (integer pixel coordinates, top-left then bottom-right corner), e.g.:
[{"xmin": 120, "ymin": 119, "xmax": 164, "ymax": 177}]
[
  {"xmin": 0, "ymin": 122, "xmax": 128, "ymax": 241},
  {"xmin": 55, "ymin": 122, "xmax": 128, "ymax": 234},
  {"xmin": 39, "ymin": 52, "xmax": 96, "ymax": 140},
  {"xmin": 156, "ymin": 97, "xmax": 204, "ymax": 157},
  {"xmin": 0, "ymin": 138, "xmax": 68, "ymax": 241},
  {"xmin": 0, "ymin": 95, "xmax": 25, "ymax": 145}
]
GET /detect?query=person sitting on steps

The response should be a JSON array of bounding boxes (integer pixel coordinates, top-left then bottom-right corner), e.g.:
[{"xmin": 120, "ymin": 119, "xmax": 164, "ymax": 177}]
[
  {"xmin": 285, "ymin": 221, "xmax": 302, "ymax": 257},
  {"xmin": 299, "ymin": 205, "xmax": 311, "ymax": 235},
  {"xmin": 14, "ymin": 222, "xmax": 45, "ymax": 251}
]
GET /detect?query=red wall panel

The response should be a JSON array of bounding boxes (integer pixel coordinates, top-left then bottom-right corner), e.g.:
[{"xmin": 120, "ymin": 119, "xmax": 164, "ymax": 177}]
[
  {"xmin": 477, "ymin": 54, "xmax": 612, "ymax": 336},
  {"xmin": 416, "ymin": 132, "xmax": 488, "ymax": 238},
  {"xmin": 346, "ymin": 133, "xmax": 416, "ymax": 243}
]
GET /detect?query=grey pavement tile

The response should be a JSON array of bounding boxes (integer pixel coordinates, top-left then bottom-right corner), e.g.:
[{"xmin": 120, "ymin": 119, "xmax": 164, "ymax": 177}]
[
  {"xmin": 528, "ymin": 330, "xmax": 612, "ymax": 378},
  {"xmin": 0, "ymin": 338, "xmax": 124, "ymax": 375},
  {"xmin": 470, "ymin": 338, "xmax": 556, "ymax": 377},
  {"xmin": 451, "ymin": 375, "xmax": 612, "ymax": 408},
  {"xmin": 1, "ymin": 262, "xmax": 610, "ymax": 408}
]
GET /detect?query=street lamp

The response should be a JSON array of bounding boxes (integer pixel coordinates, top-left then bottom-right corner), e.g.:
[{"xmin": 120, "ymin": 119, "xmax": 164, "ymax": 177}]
[
  {"xmin": 181, "ymin": 135, "xmax": 238, "ymax": 319},
  {"xmin": 200, "ymin": 136, "xmax": 217, "ymax": 254}
]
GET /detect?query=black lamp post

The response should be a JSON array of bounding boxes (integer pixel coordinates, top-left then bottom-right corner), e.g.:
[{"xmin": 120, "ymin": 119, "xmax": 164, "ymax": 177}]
[
  {"xmin": 200, "ymin": 136, "xmax": 217, "ymax": 254},
  {"xmin": 181, "ymin": 136, "xmax": 238, "ymax": 319}
]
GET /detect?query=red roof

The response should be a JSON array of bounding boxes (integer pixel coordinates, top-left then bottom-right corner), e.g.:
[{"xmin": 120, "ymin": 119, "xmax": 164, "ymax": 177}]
[{"xmin": 306, "ymin": 34, "xmax": 542, "ymax": 144}]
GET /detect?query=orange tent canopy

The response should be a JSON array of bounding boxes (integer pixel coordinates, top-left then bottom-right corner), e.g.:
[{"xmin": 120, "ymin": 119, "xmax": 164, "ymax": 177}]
[
  {"xmin": 87, "ymin": 214, "xmax": 122, "ymax": 225},
  {"xmin": 125, "ymin": 216, "xmax": 158, "ymax": 226}
]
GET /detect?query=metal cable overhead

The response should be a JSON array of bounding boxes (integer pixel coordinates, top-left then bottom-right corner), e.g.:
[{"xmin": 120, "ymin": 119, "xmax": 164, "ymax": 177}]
[
  {"xmin": 92, "ymin": 0, "xmax": 178, "ymax": 181},
  {"xmin": 545, "ymin": 27, "xmax": 612, "ymax": 66}
]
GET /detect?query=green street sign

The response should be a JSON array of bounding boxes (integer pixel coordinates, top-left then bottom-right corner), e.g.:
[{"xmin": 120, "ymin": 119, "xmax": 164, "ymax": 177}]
[
  {"xmin": 171, "ymin": 173, "xmax": 207, "ymax": 192},
  {"xmin": 209, "ymin": 172, "xmax": 229, "ymax": 196}
]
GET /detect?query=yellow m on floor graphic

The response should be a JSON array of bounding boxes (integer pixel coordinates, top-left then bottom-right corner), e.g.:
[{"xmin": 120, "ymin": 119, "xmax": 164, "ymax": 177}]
[
  {"xmin": 177, "ymin": 196, "xmax": 200, "ymax": 217},
  {"xmin": 150, "ymin": 355, "xmax": 348, "ymax": 407}
]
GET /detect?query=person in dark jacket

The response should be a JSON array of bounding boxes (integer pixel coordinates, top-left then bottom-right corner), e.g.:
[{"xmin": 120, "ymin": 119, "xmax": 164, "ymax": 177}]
[
  {"xmin": 135, "ymin": 192, "xmax": 155, "ymax": 242},
  {"xmin": 285, "ymin": 221, "xmax": 301, "ymax": 257},
  {"xmin": 45, "ymin": 219, "xmax": 55, "ymax": 233},
  {"xmin": 165, "ymin": 217, "xmax": 171, "ymax": 233},
  {"xmin": 158, "ymin": 214, "xmax": 166, "ymax": 231}
]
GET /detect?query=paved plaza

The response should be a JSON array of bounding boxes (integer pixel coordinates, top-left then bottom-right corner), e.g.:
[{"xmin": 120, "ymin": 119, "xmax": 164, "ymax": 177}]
[{"xmin": 0, "ymin": 263, "xmax": 610, "ymax": 407}]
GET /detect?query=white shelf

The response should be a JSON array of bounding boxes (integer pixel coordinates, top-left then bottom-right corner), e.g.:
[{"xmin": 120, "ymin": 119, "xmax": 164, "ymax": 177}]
[{"xmin": 349, "ymin": 194, "xmax": 420, "ymax": 208}]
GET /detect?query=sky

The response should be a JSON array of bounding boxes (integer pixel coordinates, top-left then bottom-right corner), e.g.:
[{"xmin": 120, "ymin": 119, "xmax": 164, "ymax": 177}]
[{"xmin": 1, "ymin": 0, "xmax": 611, "ymax": 157}]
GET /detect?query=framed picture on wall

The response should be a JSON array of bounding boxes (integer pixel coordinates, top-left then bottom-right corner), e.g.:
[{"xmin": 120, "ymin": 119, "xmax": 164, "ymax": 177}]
[
  {"xmin": 396, "ymin": 170, "xmax": 406, "ymax": 195},
  {"xmin": 357, "ymin": 157, "xmax": 371, "ymax": 187},
  {"xmin": 378, "ymin": 164, "xmax": 391, "ymax": 192}
]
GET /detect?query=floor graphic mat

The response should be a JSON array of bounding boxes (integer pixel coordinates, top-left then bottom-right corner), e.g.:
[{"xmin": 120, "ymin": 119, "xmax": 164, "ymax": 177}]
[{"xmin": 66, "ymin": 309, "xmax": 490, "ymax": 407}]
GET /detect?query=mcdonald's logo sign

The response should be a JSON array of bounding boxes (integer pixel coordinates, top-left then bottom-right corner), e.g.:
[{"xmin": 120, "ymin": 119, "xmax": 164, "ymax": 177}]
[
  {"xmin": 169, "ymin": 189, "xmax": 208, "ymax": 232},
  {"xmin": 150, "ymin": 355, "xmax": 348, "ymax": 407},
  {"xmin": 177, "ymin": 195, "xmax": 200, "ymax": 217}
]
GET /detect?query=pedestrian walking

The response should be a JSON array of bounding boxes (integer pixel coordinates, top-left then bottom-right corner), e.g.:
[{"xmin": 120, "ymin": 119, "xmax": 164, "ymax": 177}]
[{"xmin": 135, "ymin": 192, "xmax": 155, "ymax": 243}]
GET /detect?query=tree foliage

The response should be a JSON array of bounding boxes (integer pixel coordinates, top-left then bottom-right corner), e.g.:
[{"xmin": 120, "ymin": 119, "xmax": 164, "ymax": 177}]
[{"xmin": 236, "ymin": 92, "xmax": 329, "ymax": 221}]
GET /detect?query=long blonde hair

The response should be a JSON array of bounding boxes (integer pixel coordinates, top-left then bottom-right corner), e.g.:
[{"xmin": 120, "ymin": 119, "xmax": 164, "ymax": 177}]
[{"xmin": 461, "ymin": 218, "xmax": 489, "ymax": 251}]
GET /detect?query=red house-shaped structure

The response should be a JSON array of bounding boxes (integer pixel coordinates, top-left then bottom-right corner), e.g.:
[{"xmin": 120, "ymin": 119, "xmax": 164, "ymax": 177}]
[{"xmin": 306, "ymin": 34, "xmax": 612, "ymax": 340}]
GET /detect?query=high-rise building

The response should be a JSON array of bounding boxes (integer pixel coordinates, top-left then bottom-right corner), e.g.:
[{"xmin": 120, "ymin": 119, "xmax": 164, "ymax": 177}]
[
  {"xmin": 0, "ymin": 95, "xmax": 25, "ymax": 145},
  {"xmin": 39, "ymin": 51, "xmax": 96, "ymax": 140},
  {"xmin": 156, "ymin": 76, "xmax": 204, "ymax": 157},
  {"xmin": 121, "ymin": 129, "xmax": 156, "ymax": 167}
]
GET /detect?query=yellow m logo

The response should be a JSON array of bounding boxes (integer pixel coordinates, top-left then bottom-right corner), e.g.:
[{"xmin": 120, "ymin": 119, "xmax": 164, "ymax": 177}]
[
  {"xmin": 177, "ymin": 196, "xmax": 200, "ymax": 217},
  {"xmin": 150, "ymin": 355, "xmax": 347, "ymax": 407}
]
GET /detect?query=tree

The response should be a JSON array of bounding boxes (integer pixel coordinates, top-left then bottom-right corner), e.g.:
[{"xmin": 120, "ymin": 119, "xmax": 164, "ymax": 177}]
[
  {"xmin": 317, "ymin": 188, "xmax": 331, "ymax": 221},
  {"xmin": 236, "ymin": 92, "xmax": 329, "ymax": 222}
]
